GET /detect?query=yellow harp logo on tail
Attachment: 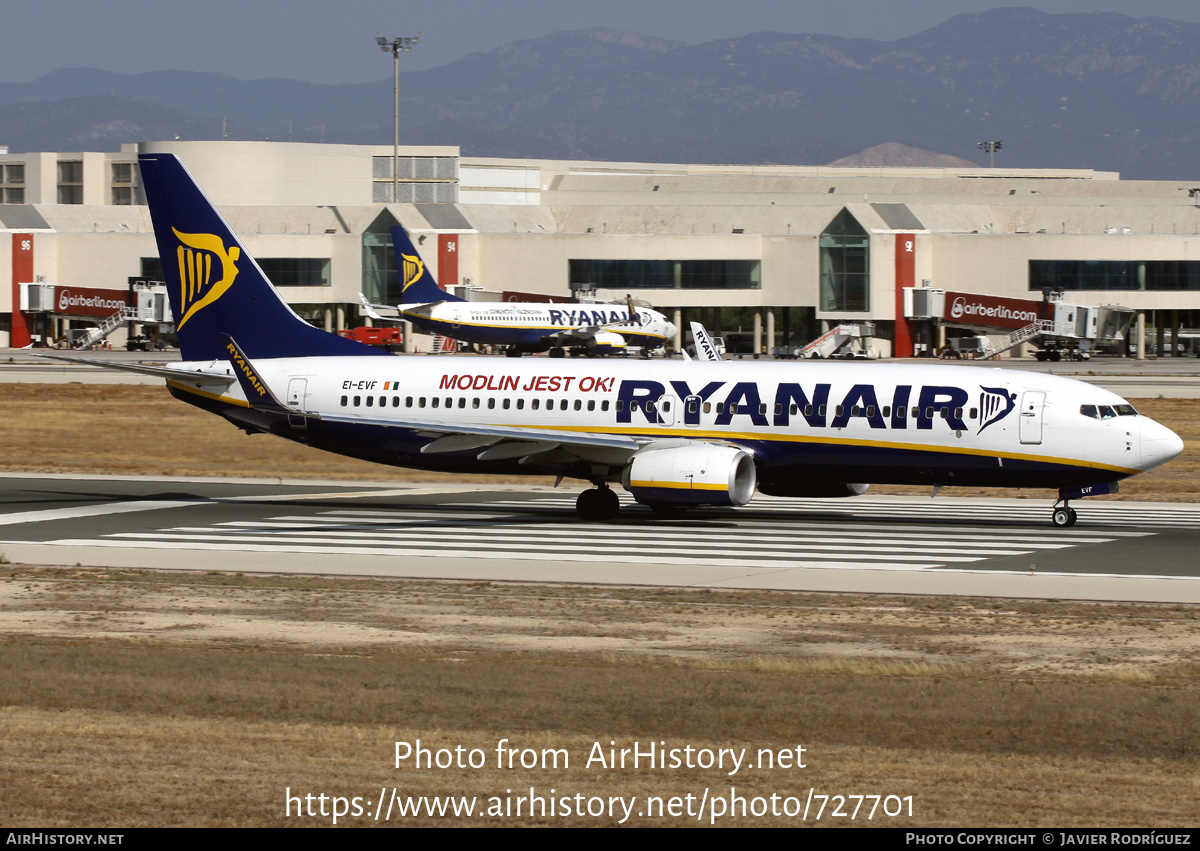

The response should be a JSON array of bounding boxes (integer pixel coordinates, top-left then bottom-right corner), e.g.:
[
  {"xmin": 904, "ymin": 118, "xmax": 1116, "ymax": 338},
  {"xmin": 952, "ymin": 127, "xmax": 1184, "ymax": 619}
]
[
  {"xmin": 173, "ymin": 228, "xmax": 241, "ymax": 329},
  {"xmin": 401, "ymin": 253, "xmax": 425, "ymax": 294}
]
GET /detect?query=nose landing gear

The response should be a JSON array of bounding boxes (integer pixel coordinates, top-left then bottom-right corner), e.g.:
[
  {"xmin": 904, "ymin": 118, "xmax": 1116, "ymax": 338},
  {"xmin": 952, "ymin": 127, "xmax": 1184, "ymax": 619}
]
[
  {"xmin": 1051, "ymin": 482, "xmax": 1119, "ymax": 527},
  {"xmin": 1051, "ymin": 503, "xmax": 1078, "ymax": 527}
]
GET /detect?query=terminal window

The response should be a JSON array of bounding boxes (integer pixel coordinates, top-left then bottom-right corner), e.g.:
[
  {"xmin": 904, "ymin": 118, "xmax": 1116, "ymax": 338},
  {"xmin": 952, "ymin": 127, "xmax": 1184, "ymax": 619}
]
[
  {"xmin": 1, "ymin": 164, "xmax": 25, "ymax": 204},
  {"xmin": 820, "ymin": 209, "xmax": 870, "ymax": 312},
  {"xmin": 57, "ymin": 161, "xmax": 83, "ymax": 204},
  {"xmin": 568, "ymin": 259, "xmax": 761, "ymax": 290},
  {"xmin": 1030, "ymin": 260, "xmax": 1200, "ymax": 291},
  {"xmin": 111, "ymin": 162, "xmax": 136, "ymax": 205}
]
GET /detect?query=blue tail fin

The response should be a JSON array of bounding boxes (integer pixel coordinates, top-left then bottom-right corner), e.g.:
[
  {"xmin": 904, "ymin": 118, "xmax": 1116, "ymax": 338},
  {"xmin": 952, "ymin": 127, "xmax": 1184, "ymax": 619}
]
[
  {"xmin": 391, "ymin": 225, "xmax": 463, "ymax": 304},
  {"xmin": 138, "ymin": 153, "xmax": 387, "ymax": 362}
]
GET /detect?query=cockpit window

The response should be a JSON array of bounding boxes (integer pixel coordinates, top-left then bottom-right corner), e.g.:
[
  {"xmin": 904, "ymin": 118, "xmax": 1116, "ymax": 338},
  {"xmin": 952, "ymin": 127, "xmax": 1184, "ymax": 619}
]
[{"xmin": 1083, "ymin": 403, "xmax": 1138, "ymax": 419}]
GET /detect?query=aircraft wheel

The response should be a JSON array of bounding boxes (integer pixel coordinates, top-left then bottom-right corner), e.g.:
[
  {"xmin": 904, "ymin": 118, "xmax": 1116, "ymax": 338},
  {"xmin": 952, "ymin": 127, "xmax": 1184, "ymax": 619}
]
[
  {"xmin": 1052, "ymin": 507, "xmax": 1072, "ymax": 527},
  {"xmin": 505, "ymin": 348, "xmax": 522, "ymax": 358},
  {"xmin": 576, "ymin": 487, "xmax": 620, "ymax": 521},
  {"xmin": 1066, "ymin": 507, "xmax": 1078, "ymax": 527},
  {"xmin": 549, "ymin": 347, "xmax": 566, "ymax": 359}
]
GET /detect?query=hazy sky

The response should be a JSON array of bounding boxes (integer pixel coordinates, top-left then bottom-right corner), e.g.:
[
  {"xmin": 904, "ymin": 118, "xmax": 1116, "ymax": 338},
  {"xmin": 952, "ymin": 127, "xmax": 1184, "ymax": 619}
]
[{"xmin": 6, "ymin": 1, "xmax": 1200, "ymax": 84}]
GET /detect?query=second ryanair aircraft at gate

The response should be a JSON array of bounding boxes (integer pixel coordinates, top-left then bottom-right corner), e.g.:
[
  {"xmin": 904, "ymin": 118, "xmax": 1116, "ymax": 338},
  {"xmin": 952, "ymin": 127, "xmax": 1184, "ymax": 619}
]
[
  {"xmin": 363, "ymin": 226, "xmax": 677, "ymax": 357},
  {"xmin": 50, "ymin": 154, "xmax": 1184, "ymax": 527}
]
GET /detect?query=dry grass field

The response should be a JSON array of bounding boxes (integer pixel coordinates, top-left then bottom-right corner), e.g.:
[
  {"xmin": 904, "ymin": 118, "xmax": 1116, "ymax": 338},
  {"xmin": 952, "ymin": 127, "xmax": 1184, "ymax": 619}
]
[
  {"xmin": 0, "ymin": 570, "xmax": 1198, "ymax": 827},
  {"xmin": 0, "ymin": 384, "xmax": 1198, "ymax": 826}
]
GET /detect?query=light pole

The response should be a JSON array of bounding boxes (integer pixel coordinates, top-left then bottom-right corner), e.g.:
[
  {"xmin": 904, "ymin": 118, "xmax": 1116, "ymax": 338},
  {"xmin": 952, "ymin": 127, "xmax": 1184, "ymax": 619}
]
[
  {"xmin": 977, "ymin": 140, "xmax": 1002, "ymax": 168},
  {"xmin": 376, "ymin": 34, "xmax": 419, "ymax": 203}
]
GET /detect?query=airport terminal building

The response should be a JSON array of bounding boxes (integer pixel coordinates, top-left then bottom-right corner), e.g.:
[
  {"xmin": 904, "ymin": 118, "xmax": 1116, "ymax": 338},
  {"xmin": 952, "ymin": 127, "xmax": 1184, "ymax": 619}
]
[{"xmin": 3, "ymin": 139, "xmax": 1200, "ymax": 355}]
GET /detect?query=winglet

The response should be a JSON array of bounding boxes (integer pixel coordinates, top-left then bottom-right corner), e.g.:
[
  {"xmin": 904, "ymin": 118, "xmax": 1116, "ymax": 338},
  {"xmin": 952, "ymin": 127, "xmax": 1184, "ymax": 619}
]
[
  {"xmin": 690, "ymin": 322, "xmax": 724, "ymax": 362},
  {"xmin": 221, "ymin": 334, "xmax": 292, "ymax": 413}
]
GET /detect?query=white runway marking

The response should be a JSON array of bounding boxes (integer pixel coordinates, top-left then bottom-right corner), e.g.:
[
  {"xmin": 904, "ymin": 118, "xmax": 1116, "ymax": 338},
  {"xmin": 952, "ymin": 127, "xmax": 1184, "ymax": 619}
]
[
  {"xmin": 37, "ymin": 491, "xmax": 1158, "ymax": 573},
  {"xmin": 0, "ymin": 500, "xmax": 198, "ymax": 527}
]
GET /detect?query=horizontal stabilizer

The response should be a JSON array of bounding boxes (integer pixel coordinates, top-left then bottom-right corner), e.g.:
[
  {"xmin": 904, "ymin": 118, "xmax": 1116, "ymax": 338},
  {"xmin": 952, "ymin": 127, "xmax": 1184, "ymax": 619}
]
[{"xmin": 33, "ymin": 352, "xmax": 235, "ymax": 385}]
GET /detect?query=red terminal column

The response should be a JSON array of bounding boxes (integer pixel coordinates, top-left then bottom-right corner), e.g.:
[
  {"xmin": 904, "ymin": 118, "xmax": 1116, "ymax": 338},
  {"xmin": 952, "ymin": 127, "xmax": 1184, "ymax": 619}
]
[{"xmin": 893, "ymin": 233, "xmax": 915, "ymax": 358}]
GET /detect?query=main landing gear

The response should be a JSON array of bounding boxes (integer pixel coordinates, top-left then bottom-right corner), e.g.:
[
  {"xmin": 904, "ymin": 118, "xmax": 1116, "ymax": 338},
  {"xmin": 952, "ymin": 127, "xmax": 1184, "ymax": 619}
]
[{"xmin": 576, "ymin": 485, "xmax": 620, "ymax": 521}]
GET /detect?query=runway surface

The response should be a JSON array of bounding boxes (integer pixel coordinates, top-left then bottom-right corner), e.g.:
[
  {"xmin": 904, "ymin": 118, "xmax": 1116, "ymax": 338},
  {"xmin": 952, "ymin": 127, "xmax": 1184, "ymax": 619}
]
[{"xmin": 2, "ymin": 473, "xmax": 1199, "ymax": 603}]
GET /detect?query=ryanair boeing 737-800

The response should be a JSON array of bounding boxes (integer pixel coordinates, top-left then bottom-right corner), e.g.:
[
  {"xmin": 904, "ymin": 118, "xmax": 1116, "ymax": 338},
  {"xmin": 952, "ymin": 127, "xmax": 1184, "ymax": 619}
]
[
  {"xmin": 362, "ymin": 225, "xmax": 677, "ymax": 358},
  {"xmin": 46, "ymin": 154, "xmax": 1183, "ymax": 526}
]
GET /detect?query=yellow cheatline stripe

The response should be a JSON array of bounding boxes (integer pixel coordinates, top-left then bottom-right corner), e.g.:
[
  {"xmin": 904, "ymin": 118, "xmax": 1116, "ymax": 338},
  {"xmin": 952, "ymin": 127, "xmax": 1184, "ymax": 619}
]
[
  {"xmin": 166, "ymin": 379, "xmax": 250, "ymax": 408},
  {"xmin": 629, "ymin": 480, "xmax": 728, "ymax": 491}
]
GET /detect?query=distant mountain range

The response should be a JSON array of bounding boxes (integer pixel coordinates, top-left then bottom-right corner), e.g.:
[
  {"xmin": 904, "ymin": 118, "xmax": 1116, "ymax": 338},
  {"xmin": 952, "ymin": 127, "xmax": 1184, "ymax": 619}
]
[{"xmin": 2, "ymin": 8, "xmax": 1199, "ymax": 178}]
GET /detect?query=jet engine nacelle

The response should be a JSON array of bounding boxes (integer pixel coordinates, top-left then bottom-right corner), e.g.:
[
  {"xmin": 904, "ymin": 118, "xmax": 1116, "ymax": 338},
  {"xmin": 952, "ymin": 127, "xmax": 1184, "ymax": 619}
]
[
  {"xmin": 757, "ymin": 482, "xmax": 870, "ymax": 498},
  {"xmin": 622, "ymin": 444, "xmax": 757, "ymax": 507}
]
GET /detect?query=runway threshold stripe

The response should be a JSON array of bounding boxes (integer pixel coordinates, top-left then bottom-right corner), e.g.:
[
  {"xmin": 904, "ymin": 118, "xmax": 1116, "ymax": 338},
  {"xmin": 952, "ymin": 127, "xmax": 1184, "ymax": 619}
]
[
  {"xmin": 43, "ymin": 538, "xmax": 947, "ymax": 570},
  {"xmin": 105, "ymin": 531, "xmax": 994, "ymax": 562},
  {"xmin": 461, "ymin": 504, "xmax": 1168, "ymax": 532},
  {"xmin": 208, "ymin": 521, "xmax": 1092, "ymax": 551},
  {"xmin": 302, "ymin": 511, "xmax": 1148, "ymax": 540}
]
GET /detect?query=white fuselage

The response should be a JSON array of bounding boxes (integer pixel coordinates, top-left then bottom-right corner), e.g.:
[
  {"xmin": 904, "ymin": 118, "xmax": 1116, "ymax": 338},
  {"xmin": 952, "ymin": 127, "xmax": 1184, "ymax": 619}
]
[
  {"xmin": 399, "ymin": 302, "xmax": 677, "ymax": 351},
  {"xmin": 168, "ymin": 356, "xmax": 1182, "ymax": 491}
]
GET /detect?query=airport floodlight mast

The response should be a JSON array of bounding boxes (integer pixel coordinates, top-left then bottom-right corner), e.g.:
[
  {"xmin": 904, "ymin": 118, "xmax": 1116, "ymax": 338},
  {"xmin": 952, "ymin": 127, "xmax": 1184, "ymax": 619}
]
[
  {"xmin": 376, "ymin": 34, "xmax": 420, "ymax": 203},
  {"xmin": 977, "ymin": 140, "xmax": 1003, "ymax": 168}
]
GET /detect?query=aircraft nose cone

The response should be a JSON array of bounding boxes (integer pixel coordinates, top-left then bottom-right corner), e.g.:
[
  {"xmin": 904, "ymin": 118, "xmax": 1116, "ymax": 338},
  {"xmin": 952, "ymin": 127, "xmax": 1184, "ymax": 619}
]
[
  {"xmin": 1140, "ymin": 418, "xmax": 1184, "ymax": 471},
  {"xmin": 665, "ymin": 322, "xmax": 679, "ymax": 339}
]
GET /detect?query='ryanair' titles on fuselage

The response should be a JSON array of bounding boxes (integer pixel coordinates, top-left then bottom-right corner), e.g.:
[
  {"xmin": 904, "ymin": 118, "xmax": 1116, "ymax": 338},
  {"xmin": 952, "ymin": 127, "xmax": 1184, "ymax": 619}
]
[
  {"xmin": 393, "ymin": 374, "xmax": 1018, "ymax": 433},
  {"xmin": 546, "ymin": 308, "xmax": 645, "ymax": 327}
]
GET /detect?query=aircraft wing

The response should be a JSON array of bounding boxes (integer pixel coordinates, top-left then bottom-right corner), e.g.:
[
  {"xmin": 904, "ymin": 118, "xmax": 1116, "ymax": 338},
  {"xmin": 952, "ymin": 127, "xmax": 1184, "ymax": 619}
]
[
  {"xmin": 32, "ymin": 353, "xmax": 236, "ymax": 385},
  {"xmin": 358, "ymin": 293, "xmax": 402, "ymax": 323},
  {"xmin": 543, "ymin": 324, "xmax": 609, "ymax": 343},
  {"xmin": 359, "ymin": 293, "xmax": 446, "ymax": 322},
  {"xmin": 322, "ymin": 410, "xmax": 644, "ymax": 461}
]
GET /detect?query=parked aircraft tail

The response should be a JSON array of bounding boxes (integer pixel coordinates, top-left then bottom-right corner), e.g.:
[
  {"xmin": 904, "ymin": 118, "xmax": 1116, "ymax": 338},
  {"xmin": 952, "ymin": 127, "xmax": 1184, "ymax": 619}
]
[
  {"xmin": 391, "ymin": 225, "xmax": 463, "ymax": 305},
  {"xmin": 138, "ymin": 152, "xmax": 386, "ymax": 362}
]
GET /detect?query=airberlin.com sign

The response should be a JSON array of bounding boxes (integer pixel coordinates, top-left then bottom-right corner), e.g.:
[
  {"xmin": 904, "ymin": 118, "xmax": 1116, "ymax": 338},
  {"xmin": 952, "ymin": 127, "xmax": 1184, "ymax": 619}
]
[
  {"xmin": 54, "ymin": 287, "xmax": 130, "ymax": 317},
  {"xmin": 943, "ymin": 292, "xmax": 1051, "ymax": 330}
]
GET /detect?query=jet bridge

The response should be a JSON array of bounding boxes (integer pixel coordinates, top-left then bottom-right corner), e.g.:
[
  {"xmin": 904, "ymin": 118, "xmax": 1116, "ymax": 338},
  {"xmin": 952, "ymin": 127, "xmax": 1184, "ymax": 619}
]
[{"xmin": 904, "ymin": 288, "xmax": 1134, "ymax": 360}]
